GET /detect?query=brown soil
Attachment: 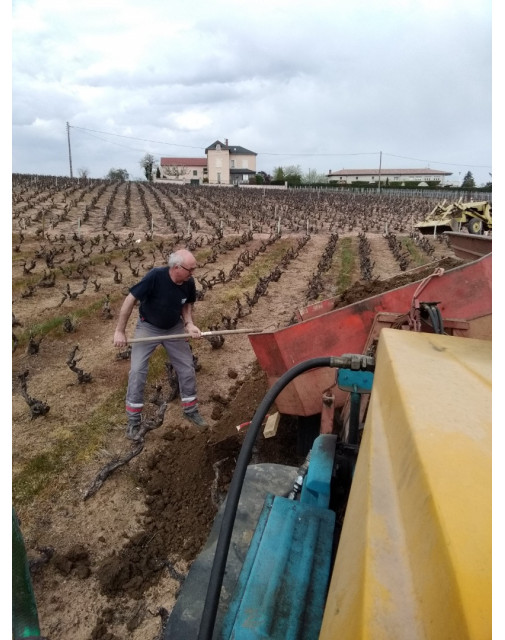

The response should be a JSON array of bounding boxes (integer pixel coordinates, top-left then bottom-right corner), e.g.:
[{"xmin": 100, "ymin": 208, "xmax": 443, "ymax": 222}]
[{"xmin": 11, "ymin": 180, "xmax": 462, "ymax": 640}]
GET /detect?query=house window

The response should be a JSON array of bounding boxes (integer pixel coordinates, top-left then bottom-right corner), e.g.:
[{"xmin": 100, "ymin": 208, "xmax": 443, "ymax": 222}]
[
  {"xmin": 217, "ymin": 172, "xmax": 221, "ymax": 184},
  {"xmin": 231, "ymin": 160, "xmax": 235, "ymax": 168},
  {"xmin": 216, "ymin": 144, "xmax": 221, "ymax": 151},
  {"xmin": 193, "ymin": 170, "xmax": 197, "ymax": 176}
]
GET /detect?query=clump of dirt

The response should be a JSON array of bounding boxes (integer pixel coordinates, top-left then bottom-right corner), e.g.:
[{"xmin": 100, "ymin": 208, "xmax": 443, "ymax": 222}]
[
  {"xmin": 90, "ymin": 608, "xmax": 120, "ymax": 640},
  {"xmin": 52, "ymin": 544, "xmax": 91, "ymax": 579}
]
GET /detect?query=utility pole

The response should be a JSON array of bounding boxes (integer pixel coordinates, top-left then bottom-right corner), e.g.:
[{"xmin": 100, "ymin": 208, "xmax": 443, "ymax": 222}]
[
  {"xmin": 378, "ymin": 150, "xmax": 382, "ymax": 196},
  {"xmin": 66, "ymin": 122, "xmax": 73, "ymax": 178}
]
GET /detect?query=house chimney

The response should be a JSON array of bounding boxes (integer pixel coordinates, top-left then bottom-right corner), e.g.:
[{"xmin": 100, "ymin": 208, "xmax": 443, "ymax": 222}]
[{"xmin": 225, "ymin": 138, "xmax": 228, "ymax": 146}]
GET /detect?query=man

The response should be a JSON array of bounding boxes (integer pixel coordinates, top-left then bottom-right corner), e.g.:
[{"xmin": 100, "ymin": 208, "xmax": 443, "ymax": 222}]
[{"xmin": 113, "ymin": 248, "xmax": 207, "ymax": 440}]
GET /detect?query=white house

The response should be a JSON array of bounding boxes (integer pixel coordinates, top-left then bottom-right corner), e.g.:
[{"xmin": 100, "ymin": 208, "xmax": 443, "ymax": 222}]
[
  {"xmin": 156, "ymin": 140, "xmax": 258, "ymax": 186},
  {"xmin": 327, "ymin": 168, "xmax": 452, "ymax": 185},
  {"xmin": 205, "ymin": 140, "xmax": 257, "ymax": 185}
]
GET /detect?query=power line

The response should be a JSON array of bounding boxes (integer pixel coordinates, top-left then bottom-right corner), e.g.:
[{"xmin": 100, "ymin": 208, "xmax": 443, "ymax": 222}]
[
  {"xmin": 68, "ymin": 124, "xmax": 491, "ymax": 171},
  {"xmin": 383, "ymin": 153, "xmax": 491, "ymax": 169},
  {"xmin": 258, "ymin": 151, "xmax": 379, "ymax": 157},
  {"xmin": 69, "ymin": 125, "xmax": 205, "ymax": 151},
  {"xmin": 78, "ymin": 129, "xmax": 157, "ymax": 154},
  {"xmin": 71, "ymin": 127, "xmax": 379, "ymax": 158}
]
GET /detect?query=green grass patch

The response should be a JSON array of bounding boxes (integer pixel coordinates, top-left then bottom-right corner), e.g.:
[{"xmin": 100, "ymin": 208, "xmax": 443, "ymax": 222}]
[
  {"xmin": 145, "ymin": 346, "xmax": 173, "ymax": 381},
  {"xmin": 197, "ymin": 238, "xmax": 298, "ymax": 329},
  {"xmin": 195, "ymin": 247, "xmax": 217, "ymax": 264},
  {"xmin": 237, "ymin": 238, "xmax": 297, "ymax": 285},
  {"xmin": 12, "ymin": 389, "xmax": 125, "ymax": 506},
  {"xmin": 336, "ymin": 237, "xmax": 356, "ymax": 293},
  {"xmin": 14, "ymin": 294, "xmax": 124, "ymax": 348},
  {"xmin": 400, "ymin": 237, "xmax": 428, "ymax": 267},
  {"xmin": 12, "ymin": 248, "xmax": 129, "ymax": 292},
  {"xmin": 12, "ymin": 270, "xmax": 45, "ymax": 293}
]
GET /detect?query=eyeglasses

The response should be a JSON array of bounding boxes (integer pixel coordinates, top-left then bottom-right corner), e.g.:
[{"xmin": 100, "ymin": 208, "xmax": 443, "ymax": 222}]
[{"xmin": 179, "ymin": 264, "xmax": 196, "ymax": 273}]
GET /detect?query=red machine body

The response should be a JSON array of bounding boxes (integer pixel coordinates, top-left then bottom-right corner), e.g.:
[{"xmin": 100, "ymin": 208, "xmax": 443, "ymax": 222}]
[{"xmin": 249, "ymin": 254, "xmax": 492, "ymax": 416}]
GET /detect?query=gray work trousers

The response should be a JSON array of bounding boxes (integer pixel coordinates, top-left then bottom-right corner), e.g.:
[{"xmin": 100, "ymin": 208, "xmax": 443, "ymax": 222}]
[{"xmin": 125, "ymin": 317, "xmax": 197, "ymax": 418}]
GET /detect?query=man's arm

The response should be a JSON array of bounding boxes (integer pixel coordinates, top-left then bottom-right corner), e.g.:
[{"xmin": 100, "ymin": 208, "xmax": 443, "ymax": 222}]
[
  {"xmin": 113, "ymin": 293, "xmax": 137, "ymax": 346},
  {"xmin": 182, "ymin": 303, "xmax": 201, "ymax": 338}
]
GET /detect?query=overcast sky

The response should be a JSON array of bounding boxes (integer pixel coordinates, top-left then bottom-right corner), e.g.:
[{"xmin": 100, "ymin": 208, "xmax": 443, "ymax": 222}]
[{"xmin": 11, "ymin": 0, "xmax": 493, "ymax": 185}]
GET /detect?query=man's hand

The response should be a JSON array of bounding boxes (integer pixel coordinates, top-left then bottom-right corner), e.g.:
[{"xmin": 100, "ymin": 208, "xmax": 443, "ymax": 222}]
[
  {"xmin": 113, "ymin": 329, "xmax": 128, "ymax": 347},
  {"xmin": 185, "ymin": 322, "xmax": 202, "ymax": 338}
]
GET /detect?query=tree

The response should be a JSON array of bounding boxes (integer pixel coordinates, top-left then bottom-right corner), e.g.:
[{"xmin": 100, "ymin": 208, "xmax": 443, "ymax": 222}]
[
  {"xmin": 156, "ymin": 167, "xmax": 161, "ymax": 179},
  {"xmin": 461, "ymin": 171, "xmax": 476, "ymax": 188},
  {"xmin": 302, "ymin": 169, "xmax": 328, "ymax": 184},
  {"xmin": 273, "ymin": 165, "xmax": 302, "ymax": 186},
  {"xmin": 77, "ymin": 168, "xmax": 89, "ymax": 179},
  {"xmin": 255, "ymin": 171, "xmax": 271, "ymax": 185},
  {"xmin": 106, "ymin": 168, "xmax": 129, "ymax": 181},
  {"xmin": 273, "ymin": 166, "xmax": 285, "ymax": 182},
  {"xmin": 284, "ymin": 165, "xmax": 302, "ymax": 186},
  {"xmin": 140, "ymin": 153, "xmax": 155, "ymax": 182}
]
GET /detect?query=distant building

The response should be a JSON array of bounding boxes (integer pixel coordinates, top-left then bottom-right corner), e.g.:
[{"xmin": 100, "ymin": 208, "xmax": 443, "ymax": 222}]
[
  {"xmin": 327, "ymin": 168, "xmax": 452, "ymax": 185},
  {"xmin": 156, "ymin": 139, "xmax": 257, "ymax": 186},
  {"xmin": 158, "ymin": 157, "xmax": 207, "ymax": 185},
  {"xmin": 205, "ymin": 140, "xmax": 257, "ymax": 185}
]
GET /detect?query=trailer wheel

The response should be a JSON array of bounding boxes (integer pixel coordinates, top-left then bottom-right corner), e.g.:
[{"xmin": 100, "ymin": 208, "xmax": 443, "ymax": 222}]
[{"xmin": 467, "ymin": 218, "xmax": 483, "ymax": 235}]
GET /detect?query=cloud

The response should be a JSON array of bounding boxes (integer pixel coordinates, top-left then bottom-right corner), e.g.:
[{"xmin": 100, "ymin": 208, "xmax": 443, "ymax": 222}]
[{"xmin": 11, "ymin": 0, "xmax": 492, "ymax": 184}]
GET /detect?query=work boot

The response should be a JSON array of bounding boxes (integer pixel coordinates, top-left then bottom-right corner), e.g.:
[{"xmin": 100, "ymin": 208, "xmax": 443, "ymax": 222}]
[
  {"xmin": 126, "ymin": 414, "xmax": 142, "ymax": 441},
  {"xmin": 184, "ymin": 410, "xmax": 208, "ymax": 428}
]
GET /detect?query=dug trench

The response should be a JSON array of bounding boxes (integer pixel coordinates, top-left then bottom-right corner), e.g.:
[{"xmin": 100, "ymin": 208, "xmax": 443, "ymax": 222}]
[
  {"xmin": 39, "ymin": 363, "xmax": 303, "ymax": 640},
  {"xmin": 93, "ymin": 364, "xmax": 300, "ymax": 596}
]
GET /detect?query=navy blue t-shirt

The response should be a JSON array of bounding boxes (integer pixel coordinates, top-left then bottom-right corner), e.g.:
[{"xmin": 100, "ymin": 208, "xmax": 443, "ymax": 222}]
[{"xmin": 129, "ymin": 267, "xmax": 196, "ymax": 330}]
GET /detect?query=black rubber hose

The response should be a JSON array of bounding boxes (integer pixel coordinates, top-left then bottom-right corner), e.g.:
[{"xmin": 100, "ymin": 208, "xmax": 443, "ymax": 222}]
[
  {"xmin": 434, "ymin": 306, "xmax": 444, "ymax": 334},
  {"xmin": 197, "ymin": 356, "xmax": 344, "ymax": 640},
  {"xmin": 424, "ymin": 304, "xmax": 444, "ymax": 334},
  {"xmin": 12, "ymin": 508, "xmax": 44, "ymax": 640}
]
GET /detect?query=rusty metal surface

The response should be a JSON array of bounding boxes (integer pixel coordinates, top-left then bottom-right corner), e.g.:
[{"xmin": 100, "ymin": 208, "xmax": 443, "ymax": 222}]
[{"xmin": 444, "ymin": 231, "xmax": 492, "ymax": 260}]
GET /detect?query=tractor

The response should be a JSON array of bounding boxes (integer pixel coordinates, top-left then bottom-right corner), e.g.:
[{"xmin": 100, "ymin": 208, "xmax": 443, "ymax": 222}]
[
  {"xmin": 164, "ymin": 253, "xmax": 492, "ymax": 639},
  {"xmin": 414, "ymin": 199, "xmax": 492, "ymax": 235}
]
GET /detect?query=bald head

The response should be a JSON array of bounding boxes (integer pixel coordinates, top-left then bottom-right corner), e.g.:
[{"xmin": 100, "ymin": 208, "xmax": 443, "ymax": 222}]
[
  {"xmin": 168, "ymin": 249, "xmax": 196, "ymax": 268},
  {"xmin": 168, "ymin": 249, "xmax": 197, "ymax": 283}
]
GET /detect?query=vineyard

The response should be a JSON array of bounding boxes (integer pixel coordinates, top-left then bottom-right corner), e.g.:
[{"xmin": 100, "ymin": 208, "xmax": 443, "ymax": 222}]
[{"xmin": 12, "ymin": 175, "xmax": 464, "ymax": 640}]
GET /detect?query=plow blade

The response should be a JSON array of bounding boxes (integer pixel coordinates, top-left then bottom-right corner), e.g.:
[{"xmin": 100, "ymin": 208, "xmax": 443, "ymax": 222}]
[{"xmin": 444, "ymin": 231, "xmax": 492, "ymax": 260}]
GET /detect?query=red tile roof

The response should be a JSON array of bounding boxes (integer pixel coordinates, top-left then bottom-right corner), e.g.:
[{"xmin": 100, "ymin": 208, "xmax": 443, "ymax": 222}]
[{"xmin": 160, "ymin": 157, "xmax": 207, "ymax": 167}]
